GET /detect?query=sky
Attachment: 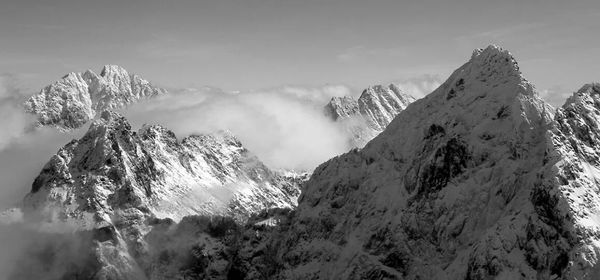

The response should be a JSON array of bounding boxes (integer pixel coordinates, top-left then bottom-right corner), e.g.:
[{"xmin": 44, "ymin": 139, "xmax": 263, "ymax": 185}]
[{"xmin": 1, "ymin": 0, "xmax": 599, "ymax": 103}]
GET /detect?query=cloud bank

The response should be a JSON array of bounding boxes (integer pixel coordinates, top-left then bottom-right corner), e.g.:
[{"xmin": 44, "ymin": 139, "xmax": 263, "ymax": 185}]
[{"xmin": 124, "ymin": 85, "xmax": 354, "ymax": 171}]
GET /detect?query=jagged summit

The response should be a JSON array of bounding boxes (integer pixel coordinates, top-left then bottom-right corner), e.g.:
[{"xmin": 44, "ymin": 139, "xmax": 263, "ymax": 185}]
[
  {"xmin": 407, "ymin": 45, "xmax": 534, "ymax": 113},
  {"xmin": 24, "ymin": 65, "xmax": 166, "ymax": 130},
  {"xmin": 469, "ymin": 45, "xmax": 523, "ymax": 82}
]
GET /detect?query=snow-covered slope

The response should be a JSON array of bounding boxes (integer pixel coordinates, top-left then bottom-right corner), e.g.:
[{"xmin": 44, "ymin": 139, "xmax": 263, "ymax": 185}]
[
  {"xmin": 16, "ymin": 110, "xmax": 303, "ymax": 278},
  {"xmin": 276, "ymin": 45, "xmax": 600, "ymax": 279},
  {"xmin": 24, "ymin": 110, "xmax": 301, "ymax": 224},
  {"xmin": 24, "ymin": 65, "xmax": 166, "ymax": 130},
  {"xmin": 324, "ymin": 84, "xmax": 415, "ymax": 147}
]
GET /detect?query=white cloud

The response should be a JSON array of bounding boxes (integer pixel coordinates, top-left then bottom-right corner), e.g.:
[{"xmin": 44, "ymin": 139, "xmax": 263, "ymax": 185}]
[{"xmin": 393, "ymin": 74, "xmax": 444, "ymax": 98}]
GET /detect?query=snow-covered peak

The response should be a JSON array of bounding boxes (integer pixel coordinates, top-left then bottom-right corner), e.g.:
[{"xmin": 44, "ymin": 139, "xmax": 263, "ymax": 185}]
[
  {"xmin": 324, "ymin": 83, "xmax": 416, "ymax": 147},
  {"xmin": 24, "ymin": 65, "xmax": 166, "ymax": 130},
  {"xmin": 358, "ymin": 83, "xmax": 415, "ymax": 130},
  {"xmin": 470, "ymin": 45, "xmax": 524, "ymax": 88},
  {"xmin": 430, "ymin": 45, "xmax": 532, "ymax": 105},
  {"xmin": 279, "ymin": 46, "xmax": 600, "ymax": 279}
]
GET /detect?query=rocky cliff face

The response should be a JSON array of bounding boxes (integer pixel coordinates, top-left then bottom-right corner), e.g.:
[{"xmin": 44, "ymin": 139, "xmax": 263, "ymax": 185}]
[
  {"xmin": 24, "ymin": 65, "xmax": 166, "ymax": 130},
  {"xmin": 275, "ymin": 45, "xmax": 600, "ymax": 279},
  {"xmin": 324, "ymin": 84, "xmax": 415, "ymax": 147}
]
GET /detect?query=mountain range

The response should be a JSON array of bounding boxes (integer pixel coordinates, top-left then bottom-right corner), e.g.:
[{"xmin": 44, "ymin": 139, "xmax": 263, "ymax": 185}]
[{"xmin": 4, "ymin": 45, "xmax": 600, "ymax": 279}]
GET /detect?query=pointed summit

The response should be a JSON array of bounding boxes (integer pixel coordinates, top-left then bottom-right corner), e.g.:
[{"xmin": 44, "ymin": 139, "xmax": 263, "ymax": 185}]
[
  {"xmin": 468, "ymin": 45, "xmax": 523, "ymax": 81},
  {"xmin": 280, "ymin": 46, "xmax": 576, "ymax": 279},
  {"xmin": 414, "ymin": 45, "xmax": 536, "ymax": 111}
]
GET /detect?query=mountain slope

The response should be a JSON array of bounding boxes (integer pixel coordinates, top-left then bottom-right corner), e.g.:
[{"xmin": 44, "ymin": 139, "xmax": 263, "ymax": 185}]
[
  {"xmin": 17, "ymin": 110, "xmax": 302, "ymax": 278},
  {"xmin": 277, "ymin": 45, "xmax": 600, "ymax": 279},
  {"xmin": 324, "ymin": 84, "xmax": 415, "ymax": 147},
  {"xmin": 24, "ymin": 65, "xmax": 166, "ymax": 130},
  {"xmin": 24, "ymin": 110, "xmax": 301, "ymax": 224}
]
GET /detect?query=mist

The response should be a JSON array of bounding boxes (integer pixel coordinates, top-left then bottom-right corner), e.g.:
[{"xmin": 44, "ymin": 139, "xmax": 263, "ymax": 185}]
[
  {"xmin": 123, "ymin": 85, "xmax": 354, "ymax": 171},
  {"xmin": 0, "ymin": 75, "xmax": 90, "ymax": 280},
  {"xmin": 0, "ymin": 75, "xmax": 84, "ymax": 209}
]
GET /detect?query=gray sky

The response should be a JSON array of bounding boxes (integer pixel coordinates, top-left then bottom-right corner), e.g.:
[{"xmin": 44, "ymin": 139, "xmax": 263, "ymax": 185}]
[{"xmin": 1, "ymin": 0, "xmax": 599, "ymax": 104}]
